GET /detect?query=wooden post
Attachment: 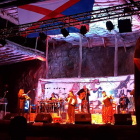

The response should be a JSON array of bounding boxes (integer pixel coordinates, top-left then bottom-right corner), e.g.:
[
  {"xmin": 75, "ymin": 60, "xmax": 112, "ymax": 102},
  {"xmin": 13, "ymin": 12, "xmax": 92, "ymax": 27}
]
[
  {"xmin": 35, "ymin": 37, "xmax": 38, "ymax": 50},
  {"xmin": 46, "ymin": 37, "xmax": 49, "ymax": 78},
  {"xmin": 114, "ymin": 34, "xmax": 118, "ymax": 76},
  {"xmin": 78, "ymin": 34, "xmax": 83, "ymax": 78}
]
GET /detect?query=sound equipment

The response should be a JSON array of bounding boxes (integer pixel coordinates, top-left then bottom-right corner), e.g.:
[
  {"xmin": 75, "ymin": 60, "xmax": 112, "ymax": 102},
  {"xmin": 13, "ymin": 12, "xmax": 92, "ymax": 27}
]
[
  {"xmin": 3, "ymin": 113, "xmax": 18, "ymax": 120},
  {"xmin": 118, "ymin": 19, "xmax": 132, "ymax": 33},
  {"xmin": 35, "ymin": 113, "xmax": 52, "ymax": 123},
  {"xmin": 75, "ymin": 113, "xmax": 91, "ymax": 124},
  {"xmin": 114, "ymin": 114, "xmax": 132, "ymax": 125}
]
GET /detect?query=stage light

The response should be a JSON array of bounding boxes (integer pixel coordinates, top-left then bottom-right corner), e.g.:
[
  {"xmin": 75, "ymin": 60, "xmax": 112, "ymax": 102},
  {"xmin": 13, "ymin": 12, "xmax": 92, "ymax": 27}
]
[
  {"xmin": 118, "ymin": 19, "xmax": 132, "ymax": 33},
  {"xmin": 80, "ymin": 25, "xmax": 88, "ymax": 35},
  {"xmin": 106, "ymin": 21, "xmax": 114, "ymax": 31},
  {"xmin": 61, "ymin": 28, "xmax": 69, "ymax": 37},
  {"xmin": 0, "ymin": 38, "xmax": 7, "ymax": 46},
  {"xmin": 39, "ymin": 32, "xmax": 47, "ymax": 40}
]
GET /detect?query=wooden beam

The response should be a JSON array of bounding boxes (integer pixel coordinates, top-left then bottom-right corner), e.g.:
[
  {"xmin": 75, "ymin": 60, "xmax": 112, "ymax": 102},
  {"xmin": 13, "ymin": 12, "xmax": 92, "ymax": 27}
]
[
  {"xmin": 46, "ymin": 37, "xmax": 49, "ymax": 78},
  {"xmin": 114, "ymin": 34, "xmax": 118, "ymax": 76},
  {"xmin": 78, "ymin": 33, "xmax": 83, "ymax": 78},
  {"xmin": 102, "ymin": 37, "xmax": 106, "ymax": 48},
  {"xmin": 0, "ymin": 54, "xmax": 27, "ymax": 62},
  {"xmin": 0, "ymin": 9, "xmax": 19, "ymax": 25},
  {"xmin": 0, "ymin": 57, "xmax": 35, "ymax": 65}
]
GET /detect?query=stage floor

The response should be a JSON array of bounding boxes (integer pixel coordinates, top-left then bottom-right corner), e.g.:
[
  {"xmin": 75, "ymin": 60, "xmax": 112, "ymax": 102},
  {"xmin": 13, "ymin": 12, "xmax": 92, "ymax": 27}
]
[
  {"xmin": 0, "ymin": 119, "xmax": 139, "ymax": 140},
  {"xmin": 28, "ymin": 112, "xmax": 137, "ymax": 125}
]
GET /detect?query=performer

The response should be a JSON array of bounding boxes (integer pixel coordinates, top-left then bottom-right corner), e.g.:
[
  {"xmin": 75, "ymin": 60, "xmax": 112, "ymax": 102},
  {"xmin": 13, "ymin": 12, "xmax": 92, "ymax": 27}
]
[
  {"xmin": 49, "ymin": 93, "xmax": 57, "ymax": 100},
  {"xmin": 130, "ymin": 88, "xmax": 135, "ymax": 111},
  {"xmin": 77, "ymin": 85, "xmax": 90, "ymax": 113},
  {"xmin": 102, "ymin": 91, "xmax": 114, "ymax": 124},
  {"xmin": 49, "ymin": 93, "xmax": 57, "ymax": 112},
  {"xmin": 117, "ymin": 94, "xmax": 130, "ymax": 114},
  {"xmin": 66, "ymin": 90, "xmax": 77, "ymax": 124},
  {"xmin": 17, "ymin": 89, "xmax": 31, "ymax": 115}
]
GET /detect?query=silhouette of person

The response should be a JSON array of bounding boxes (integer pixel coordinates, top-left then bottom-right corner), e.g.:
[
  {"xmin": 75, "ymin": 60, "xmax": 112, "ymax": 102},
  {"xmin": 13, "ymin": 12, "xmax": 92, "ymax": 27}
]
[{"xmin": 10, "ymin": 116, "xmax": 27, "ymax": 140}]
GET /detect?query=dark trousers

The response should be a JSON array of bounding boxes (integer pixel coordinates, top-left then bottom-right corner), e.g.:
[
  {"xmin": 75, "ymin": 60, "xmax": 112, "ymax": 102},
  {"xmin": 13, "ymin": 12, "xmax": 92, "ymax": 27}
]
[
  {"xmin": 81, "ymin": 100, "xmax": 90, "ymax": 113},
  {"xmin": 68, "ymin": 104, "xmax": 75, "ymax": 123}
]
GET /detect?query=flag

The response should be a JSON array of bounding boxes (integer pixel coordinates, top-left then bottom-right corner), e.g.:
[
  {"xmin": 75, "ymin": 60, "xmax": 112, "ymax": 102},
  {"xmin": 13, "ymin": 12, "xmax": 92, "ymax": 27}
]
[{"xmin": 18, "ymin": 0, "xmax": 94, "ymax": 37}]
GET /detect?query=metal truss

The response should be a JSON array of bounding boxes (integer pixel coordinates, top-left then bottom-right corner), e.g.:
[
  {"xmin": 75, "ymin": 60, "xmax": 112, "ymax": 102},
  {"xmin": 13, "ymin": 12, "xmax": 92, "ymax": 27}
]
[{"xmin": 0, "ymin": 1, "xmax": 140, "ymax": 38}]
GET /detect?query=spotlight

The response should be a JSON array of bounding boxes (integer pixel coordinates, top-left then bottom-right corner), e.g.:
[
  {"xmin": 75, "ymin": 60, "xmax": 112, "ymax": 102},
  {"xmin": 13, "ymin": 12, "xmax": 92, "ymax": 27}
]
[
  {"xmin": 118, "ymin": 19, "xmax": 132, "ymax": 33},
  {"xmin": 0, "ymin": 38, "xmax": 7, "ymax": 46},
  {"xmin": 39, "ymin": 32, "xmax": 47, "ymax": 40},
  {"xmin": 106, "ymin": 21, "xmax": 114, "ymax": 31},
  {"xmin": 80, "ymin": 25, "xmax": 88, "ymax": 36},
  {"xmin": 61, "ymin": 28, "xmax": 69, "ymax": 37}
]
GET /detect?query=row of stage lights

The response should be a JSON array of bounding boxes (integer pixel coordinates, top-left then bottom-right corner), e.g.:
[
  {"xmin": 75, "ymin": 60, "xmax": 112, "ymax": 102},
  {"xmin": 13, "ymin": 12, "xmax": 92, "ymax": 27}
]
[
  {"xmin": 0, "ymin": 18, "xmax": 132, "ymax": 46},
  {"xmin": 38, "ymin": 25, "xmax": 88, "ymax": 40},
  {"xmin": 39, "ymin": 18, "xmax": 132, "ymax": 41}
]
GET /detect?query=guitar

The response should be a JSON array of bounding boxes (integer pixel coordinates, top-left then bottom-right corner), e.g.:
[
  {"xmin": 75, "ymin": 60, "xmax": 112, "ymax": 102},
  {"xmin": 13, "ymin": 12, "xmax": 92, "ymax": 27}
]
[{"xmin": 79, "ymin": 92, "xmax": 86, "ymax": 100}]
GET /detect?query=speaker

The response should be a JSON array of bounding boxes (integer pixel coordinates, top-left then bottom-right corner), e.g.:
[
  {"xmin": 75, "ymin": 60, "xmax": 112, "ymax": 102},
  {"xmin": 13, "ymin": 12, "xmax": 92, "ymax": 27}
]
[
  {"xmin": 118, "ymin": 19, "xmax": 132, "ymax": 33},
  {"xmin": 114, "ymin": 114, "xmax": 132, "ymax": 125},
  {"xmin": 35, "ymin": 113, "xmax": 52, "ymax": 123},
  {"xmin": 75, "ymin": 113, "xmax": 91, "ymax": 124},
  {"xmin": 3, "ymin": 113, "xmax": 18, "ymax": 120}
]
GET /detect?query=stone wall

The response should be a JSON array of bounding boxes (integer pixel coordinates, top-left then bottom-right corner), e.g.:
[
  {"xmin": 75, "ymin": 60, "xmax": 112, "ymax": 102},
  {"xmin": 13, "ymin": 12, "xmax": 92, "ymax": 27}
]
[{"xmin": 48, "ymin": 43, "xmax": 135, "ymax": 78}]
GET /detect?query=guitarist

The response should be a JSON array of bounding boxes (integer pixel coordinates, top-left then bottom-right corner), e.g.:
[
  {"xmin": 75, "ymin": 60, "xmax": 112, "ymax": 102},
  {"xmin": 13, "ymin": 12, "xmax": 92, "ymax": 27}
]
[
  {"xmin": 77, "ymin": 85, "xmax": 90, "ymax": 113},
  {"xmin": 66, "ymin": 90, "xmax": 77, "ymax": 124}
]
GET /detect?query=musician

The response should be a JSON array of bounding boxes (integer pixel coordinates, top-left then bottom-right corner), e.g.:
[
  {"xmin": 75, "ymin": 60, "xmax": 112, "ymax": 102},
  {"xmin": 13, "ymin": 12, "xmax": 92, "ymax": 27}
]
[
  {"xmin": 77, "ymin": 85, "xmax": 90, "ymax": 113},
  {"xmin": 130, "ymin": 88, "xmax": 135, "ymax": 111},
  {"xmin": 117, "ymin": 94, "xmax": 130, "ymax": 114},
  {"xmin": 49, "ymin": 93, "xmax": 57, "ymax": 100},
  {"xmin": 17, "ymin": 89, "xmax": 31, "ymax": 115},
  {"xmin": 102, "ymin": 91, "xmax": 114, "ymax": 124},
  {"xmin": 66, "ymin": 90, "xmax": 77, "ymax": 124},
  {"xmin": 49, "ymin": 93, "xmax": 57, "ymax": 112},
  {"xmin": 17, "ymin": 89, "xmax": 25, "ymax": 115}
]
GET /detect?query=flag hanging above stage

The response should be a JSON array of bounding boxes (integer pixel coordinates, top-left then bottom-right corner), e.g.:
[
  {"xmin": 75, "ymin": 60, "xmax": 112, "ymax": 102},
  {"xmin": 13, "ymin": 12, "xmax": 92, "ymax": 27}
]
[{"xmin": 17, "ymin": 0, "xmax": 94, "ymax": 37}]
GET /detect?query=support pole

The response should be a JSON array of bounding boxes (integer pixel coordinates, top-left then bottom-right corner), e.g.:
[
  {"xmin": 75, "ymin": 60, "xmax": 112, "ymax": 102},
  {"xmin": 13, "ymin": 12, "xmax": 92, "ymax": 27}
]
[
  {"xmin": 46, "ymin": 37, "xmax": 49, "ymax": 78},
  {"xmin": 35, "ymin": 37, "xmax": 38, "ymax": 50},
  {"xmin": 78, "ymin": 34, "xmax": 83, "ymax": 78},
  {"xmin": 114, "ymin": 34, "xmax": 118, "ymax": 76}
]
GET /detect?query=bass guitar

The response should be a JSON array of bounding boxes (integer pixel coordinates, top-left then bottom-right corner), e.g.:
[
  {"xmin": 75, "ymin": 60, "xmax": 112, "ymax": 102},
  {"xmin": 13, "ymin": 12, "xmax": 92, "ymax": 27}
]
[{"xmin": 79, "ymin": 92, "xmax": 86, "ymax": 100}]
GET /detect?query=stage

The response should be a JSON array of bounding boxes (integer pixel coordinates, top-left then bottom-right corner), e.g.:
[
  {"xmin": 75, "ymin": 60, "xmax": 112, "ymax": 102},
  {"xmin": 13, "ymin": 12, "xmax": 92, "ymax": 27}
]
[
  {"xmin": 0, "ymin": 118, "xmax": 139, "ymax": 140},
  {"xmin": 0, "ymin": 111, "xmax": 138, "ymax": 140}
]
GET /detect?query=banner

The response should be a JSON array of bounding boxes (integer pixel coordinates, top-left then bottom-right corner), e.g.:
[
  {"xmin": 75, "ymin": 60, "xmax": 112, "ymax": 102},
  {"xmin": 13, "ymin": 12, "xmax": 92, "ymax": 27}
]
[{"xmin": 36, "ymin": 74, "xmax": 135, "ymax": 111}]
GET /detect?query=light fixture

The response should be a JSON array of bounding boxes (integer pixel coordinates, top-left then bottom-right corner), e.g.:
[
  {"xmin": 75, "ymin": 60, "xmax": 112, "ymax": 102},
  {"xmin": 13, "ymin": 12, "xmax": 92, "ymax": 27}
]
[
  {"xmin": 61, "ymin": 28, "xmax": 69, "ymax": 37},
  {"xmin": 80, "ymin": 25, "xmax": 88, "ymax": 36},
  {"xmin": 106, "ymin": 21, "xmax": 114, "ymax": 31},
  {"xmin": 118, "ymin": 19, "xmax": 132, "ymax": 33},
  {"xmin": 39, "ymin": 32, "xmax": 47, "ymax": 40}
]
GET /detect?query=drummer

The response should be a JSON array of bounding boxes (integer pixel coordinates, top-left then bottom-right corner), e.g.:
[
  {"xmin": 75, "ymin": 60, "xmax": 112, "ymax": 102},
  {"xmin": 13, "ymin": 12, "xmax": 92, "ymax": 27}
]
[
  {"xmin": 49, "ymin": 93, "xmax": 57, "ymax": 100},
  {"xmin": 49, "ymin": 93, "xmax": 58, "ymax": 112}
]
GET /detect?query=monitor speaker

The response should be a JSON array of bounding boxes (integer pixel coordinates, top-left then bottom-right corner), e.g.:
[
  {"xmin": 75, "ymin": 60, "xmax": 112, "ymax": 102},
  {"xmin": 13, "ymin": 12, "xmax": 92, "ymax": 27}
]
[
  {"xmin": 118, "ymin": 19, "xmax": 132, "ymax": 33},
  {"xmin": 3, "ymin": 113, "xmax": 18, "ymax": 120},
  {"xmin": 75, "ymin": 113, "xmax": 91, "ymax": 124},
  {"xmin": 114, "ymin": 114, "xmax": 132, "ymax": 125},
  {"xmin": 35, "ymin": 113, "xmax": 52, "ymax": 123}
]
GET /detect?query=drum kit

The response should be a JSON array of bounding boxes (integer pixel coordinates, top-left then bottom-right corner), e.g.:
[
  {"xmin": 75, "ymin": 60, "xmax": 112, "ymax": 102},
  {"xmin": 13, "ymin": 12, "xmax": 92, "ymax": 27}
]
[{"xmin": 37, "ymin": 94, "xmax": 66, "ymax": 114}]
